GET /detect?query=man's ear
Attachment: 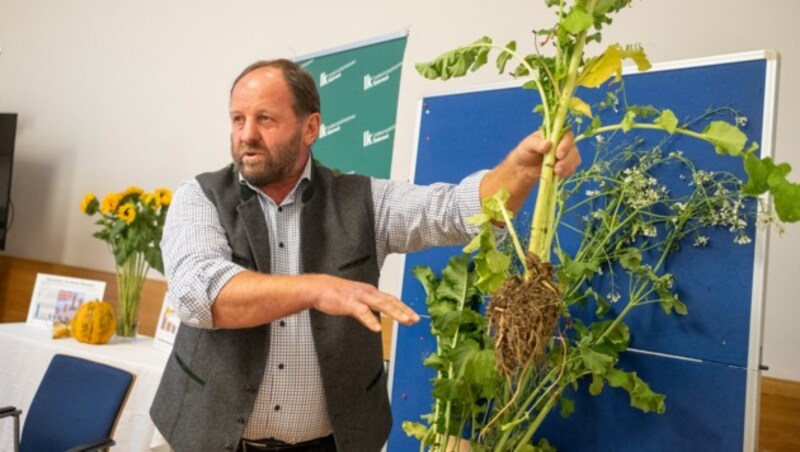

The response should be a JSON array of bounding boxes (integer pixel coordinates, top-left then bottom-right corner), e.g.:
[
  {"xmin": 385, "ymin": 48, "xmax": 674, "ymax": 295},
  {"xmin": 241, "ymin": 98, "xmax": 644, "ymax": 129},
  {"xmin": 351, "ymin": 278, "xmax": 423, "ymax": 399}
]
[{"xmin": 302, "ymin": 112, "xmax": 321, "ymax": 147}]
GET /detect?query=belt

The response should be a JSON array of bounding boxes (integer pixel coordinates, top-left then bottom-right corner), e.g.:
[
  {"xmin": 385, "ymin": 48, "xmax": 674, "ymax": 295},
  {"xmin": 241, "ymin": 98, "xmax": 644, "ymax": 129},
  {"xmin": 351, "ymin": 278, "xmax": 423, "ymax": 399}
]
[{"xmin": 239, "ymin": 434, "xmax": 336, "ymax": 452}]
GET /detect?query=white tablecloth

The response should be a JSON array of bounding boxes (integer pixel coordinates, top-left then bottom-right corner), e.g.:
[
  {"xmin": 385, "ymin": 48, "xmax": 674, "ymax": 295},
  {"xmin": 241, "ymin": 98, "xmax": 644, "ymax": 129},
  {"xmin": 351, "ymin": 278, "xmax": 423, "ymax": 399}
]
[{"xmin": 0, "ymin": 322, "xmax": 171, "ymax": 451}]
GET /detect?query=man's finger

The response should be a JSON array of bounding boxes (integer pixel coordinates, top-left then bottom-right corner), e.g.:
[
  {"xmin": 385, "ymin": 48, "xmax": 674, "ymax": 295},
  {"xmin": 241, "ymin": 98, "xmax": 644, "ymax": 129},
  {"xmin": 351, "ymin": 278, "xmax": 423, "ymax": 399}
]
[
  {"xmin": 353, "ymin": 304, "xmax": 382, "ymax": 332},
  {"xmin": 372, "ymin": 293, "xmax": 420, "ymax": 326}
]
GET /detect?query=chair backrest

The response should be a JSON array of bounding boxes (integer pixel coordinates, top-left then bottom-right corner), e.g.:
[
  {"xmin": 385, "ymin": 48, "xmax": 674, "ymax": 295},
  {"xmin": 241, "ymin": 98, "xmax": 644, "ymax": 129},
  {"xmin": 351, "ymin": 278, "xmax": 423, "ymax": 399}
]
[{"xmin": 19, "ymin": 354, "xmax": 135, "ymax": 452}]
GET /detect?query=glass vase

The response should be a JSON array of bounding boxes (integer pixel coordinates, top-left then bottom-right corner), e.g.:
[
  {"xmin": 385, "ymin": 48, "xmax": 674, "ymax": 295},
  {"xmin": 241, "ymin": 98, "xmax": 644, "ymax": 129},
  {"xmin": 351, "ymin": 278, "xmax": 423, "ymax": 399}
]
[{"xmin": 115, "ymin": 253, "xmax": 148, "ymax": 340}]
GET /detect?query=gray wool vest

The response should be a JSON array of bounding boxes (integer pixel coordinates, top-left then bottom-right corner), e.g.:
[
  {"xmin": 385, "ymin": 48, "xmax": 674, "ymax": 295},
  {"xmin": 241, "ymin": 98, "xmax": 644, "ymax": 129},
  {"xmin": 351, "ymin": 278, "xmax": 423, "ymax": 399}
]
[{"xmin": 150, "ymin": 162, "xmax": 390, "ymax": 452}]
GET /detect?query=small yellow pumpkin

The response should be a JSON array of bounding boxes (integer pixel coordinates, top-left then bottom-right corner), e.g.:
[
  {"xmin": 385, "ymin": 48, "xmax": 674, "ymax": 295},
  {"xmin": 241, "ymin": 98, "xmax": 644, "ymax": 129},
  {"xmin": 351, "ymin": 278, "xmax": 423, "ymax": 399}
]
[{"xmin": 71, "ymin": 300, "xmax": 116, "ymax": 345}]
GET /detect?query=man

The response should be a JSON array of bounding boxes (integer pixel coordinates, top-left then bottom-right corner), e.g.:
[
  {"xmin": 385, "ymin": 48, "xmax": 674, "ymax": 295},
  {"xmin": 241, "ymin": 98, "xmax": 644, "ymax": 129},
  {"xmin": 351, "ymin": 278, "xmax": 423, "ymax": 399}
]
[{"xmin": 150, "ymin": 58, "xmax": 580, "ymax": 452}]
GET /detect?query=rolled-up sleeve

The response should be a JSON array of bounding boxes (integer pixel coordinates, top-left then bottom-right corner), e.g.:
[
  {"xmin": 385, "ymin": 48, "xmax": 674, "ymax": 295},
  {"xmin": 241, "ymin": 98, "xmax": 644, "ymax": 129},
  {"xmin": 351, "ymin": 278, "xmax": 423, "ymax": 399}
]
[
  {"xmin": 372, "ymin": 170, "xmax": 488, "ymax": 265},
  {"xmin": 161, "ymin": 180, "xmax": 245, "ymax": 329}
]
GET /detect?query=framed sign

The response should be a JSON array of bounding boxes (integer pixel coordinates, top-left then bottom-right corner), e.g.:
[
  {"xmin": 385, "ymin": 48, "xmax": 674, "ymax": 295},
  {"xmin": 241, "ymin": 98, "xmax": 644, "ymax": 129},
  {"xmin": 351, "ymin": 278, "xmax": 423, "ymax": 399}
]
[
  {"xmin": 26, "ymin": 273, "xmax": 106, "ymax": 326},
  {"xmin": 153, "ymin": 295, "xmax": 180, "ymax": 352}
]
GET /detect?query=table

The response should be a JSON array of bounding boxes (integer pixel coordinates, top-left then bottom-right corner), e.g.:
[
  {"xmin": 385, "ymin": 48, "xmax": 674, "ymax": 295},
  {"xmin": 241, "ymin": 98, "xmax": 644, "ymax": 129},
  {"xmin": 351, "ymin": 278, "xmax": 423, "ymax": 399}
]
[{"xmin": 0, "ymin": 322, "xmax": 171, "ymax": 451}]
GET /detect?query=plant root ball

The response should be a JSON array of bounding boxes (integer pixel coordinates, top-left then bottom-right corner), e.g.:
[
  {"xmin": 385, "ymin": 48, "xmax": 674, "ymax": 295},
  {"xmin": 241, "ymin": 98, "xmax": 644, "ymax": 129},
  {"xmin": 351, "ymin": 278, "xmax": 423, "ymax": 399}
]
[{"xmin": 488, "ymin": 253, "xmax": 561, "ymax": 376}]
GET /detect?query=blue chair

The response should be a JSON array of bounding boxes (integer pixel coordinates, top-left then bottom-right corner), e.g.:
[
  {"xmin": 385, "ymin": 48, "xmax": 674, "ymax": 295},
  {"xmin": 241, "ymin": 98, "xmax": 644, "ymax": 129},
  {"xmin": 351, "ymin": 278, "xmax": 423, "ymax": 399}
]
[{"xmin": 0, "ymin": 354, "xmax": 135, "ymax": 452}]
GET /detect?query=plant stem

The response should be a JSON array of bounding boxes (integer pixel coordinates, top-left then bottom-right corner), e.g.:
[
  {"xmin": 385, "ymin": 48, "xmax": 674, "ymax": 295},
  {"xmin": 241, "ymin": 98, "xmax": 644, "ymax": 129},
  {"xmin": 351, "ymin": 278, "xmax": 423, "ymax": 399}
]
[
  {"xmin": 528, "ymin": 0, "xmax": 598, "ymax": 263},
  {"xmin": 498, "ymin": 201, "xmax": 528, "ymax": 269},
  {"xmin": 513, "ymin": 385, "xmax": 566, "ymax": 451},
  {"xmin": 115, "ymin": 252, "xmax": 149, "ymax": 337},
  {"xmin": 574, "ymin": 122, "xmax": 708, "ymax": 145}
]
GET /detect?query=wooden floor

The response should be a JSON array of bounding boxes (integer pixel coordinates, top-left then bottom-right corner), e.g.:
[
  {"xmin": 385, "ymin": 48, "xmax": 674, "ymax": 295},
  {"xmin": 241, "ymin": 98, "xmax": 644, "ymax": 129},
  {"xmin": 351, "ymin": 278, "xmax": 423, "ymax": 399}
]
[{"xmin": 759, "ymin": 377, "xmax": 800, "ymax": 451}]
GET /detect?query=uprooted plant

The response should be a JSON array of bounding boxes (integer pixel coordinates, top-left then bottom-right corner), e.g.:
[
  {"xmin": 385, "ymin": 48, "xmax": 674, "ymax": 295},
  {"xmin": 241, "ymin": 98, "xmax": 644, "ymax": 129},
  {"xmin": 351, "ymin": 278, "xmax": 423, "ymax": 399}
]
[{"xmin": 402, "ymin": 0, "xmax": 800, "ymax": 451}]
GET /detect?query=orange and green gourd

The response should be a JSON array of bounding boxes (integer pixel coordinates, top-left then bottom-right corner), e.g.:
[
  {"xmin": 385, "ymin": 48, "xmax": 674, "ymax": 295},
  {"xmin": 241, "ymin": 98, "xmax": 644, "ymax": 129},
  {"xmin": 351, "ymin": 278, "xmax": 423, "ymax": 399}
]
[{"xmin": 71, "ymin": 300, "xmax": 116, "ymax": 344}]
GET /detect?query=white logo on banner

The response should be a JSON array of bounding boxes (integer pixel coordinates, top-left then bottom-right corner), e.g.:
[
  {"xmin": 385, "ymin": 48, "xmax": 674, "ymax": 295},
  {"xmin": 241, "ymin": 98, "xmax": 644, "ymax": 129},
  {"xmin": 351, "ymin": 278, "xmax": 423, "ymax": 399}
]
[
  {"xmin": 363, "ymin": 62, "xmax": 403, "ymax": 90},
  {"xmin": 319, "ymin": 60, "xmax": 357, "ymax": 87},
  {"xmin": 363, "ymin": 125, "xmax": 396, "ymax": 147},
  {"xmin": 319, "ymin": 114, "xmax": 357, "ymax": 139}
]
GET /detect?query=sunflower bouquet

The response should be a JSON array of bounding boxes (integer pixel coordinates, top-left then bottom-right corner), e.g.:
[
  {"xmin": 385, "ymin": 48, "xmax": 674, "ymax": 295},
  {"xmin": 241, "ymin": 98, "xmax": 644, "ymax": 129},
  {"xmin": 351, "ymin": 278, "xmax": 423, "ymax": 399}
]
[{"xmin": 80, "ymin": 186, "xmax": 171, "ymax": 338}]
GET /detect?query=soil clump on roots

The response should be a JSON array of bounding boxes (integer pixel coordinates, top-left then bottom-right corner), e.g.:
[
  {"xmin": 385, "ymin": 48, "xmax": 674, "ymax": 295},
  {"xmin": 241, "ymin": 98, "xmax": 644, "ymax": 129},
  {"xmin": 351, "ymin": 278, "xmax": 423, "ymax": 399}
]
[{"xmin": 488, "ymin": 253, "xmax": 562, "ymax": 376}]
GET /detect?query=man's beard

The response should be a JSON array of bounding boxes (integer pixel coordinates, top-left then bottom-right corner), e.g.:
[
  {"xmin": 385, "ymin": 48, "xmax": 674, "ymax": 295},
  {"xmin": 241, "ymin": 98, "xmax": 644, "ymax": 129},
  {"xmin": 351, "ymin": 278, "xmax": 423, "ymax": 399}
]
[{"xmin": 232, "ymin": 129, "xmax": 303, "ymax": 188}]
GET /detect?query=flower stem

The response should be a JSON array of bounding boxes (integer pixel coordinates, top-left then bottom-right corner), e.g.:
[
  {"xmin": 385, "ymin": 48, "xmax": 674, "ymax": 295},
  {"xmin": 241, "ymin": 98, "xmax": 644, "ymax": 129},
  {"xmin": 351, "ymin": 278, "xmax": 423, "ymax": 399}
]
[{"xmin": 115, "ymin": 252, "xmax": 149, "ymax": 338}]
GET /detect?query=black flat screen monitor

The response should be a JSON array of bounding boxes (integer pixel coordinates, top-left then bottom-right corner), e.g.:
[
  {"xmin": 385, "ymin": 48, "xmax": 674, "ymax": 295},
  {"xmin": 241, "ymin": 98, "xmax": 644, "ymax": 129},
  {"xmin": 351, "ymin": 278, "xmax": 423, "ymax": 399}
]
[{"xmin": 0, "ymin": 113, "xmax": 18, "ymax": 250}]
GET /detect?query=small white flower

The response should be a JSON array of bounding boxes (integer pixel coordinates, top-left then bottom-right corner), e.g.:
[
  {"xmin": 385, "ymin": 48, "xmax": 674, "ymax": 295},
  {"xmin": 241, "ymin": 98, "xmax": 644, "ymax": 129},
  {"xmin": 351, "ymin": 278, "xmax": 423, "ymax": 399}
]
[
  {"xmin": 585, "ymin": 189, "xmax": 600, "ymax": 197},
  {"xmin": 693, "ymin": 235, "xmax": 710, "ymax": 247},
  {"xmin": 736, "ymin": 115, "xmax": 748, "ymax": 127},
  {"xmin": 595, "ymin": 135, "xmax": 605, "ymax": 143},
  {"xmin": 734, "ymin": 234, "xmax": 752, "ymax": 245},
  {"xmin": 642, "ymin": 225, "xmax": 658, "ymax": 237},
  {"xmin": 607, "ymin": 291, "xmax": 621, "ymax": 303},
  {"xmin": 674, "ymin": 202, "xmax": 687, "ymax": 211}
]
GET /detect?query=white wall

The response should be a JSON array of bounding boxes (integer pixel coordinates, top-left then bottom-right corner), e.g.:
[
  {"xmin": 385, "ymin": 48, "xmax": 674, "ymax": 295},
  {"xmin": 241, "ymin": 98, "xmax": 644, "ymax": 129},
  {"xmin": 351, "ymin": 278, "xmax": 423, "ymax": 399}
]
[{"xmin": 1, "ymin": 0, "xmax": 798, "ymax": 380}]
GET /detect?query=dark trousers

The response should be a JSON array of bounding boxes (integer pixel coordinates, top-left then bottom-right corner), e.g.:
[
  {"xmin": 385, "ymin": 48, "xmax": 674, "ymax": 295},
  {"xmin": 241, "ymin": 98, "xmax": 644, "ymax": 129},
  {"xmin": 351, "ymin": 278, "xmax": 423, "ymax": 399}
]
[{"xmin": 238, "ymin": 434, "xmax": 337, "ymax": 452}]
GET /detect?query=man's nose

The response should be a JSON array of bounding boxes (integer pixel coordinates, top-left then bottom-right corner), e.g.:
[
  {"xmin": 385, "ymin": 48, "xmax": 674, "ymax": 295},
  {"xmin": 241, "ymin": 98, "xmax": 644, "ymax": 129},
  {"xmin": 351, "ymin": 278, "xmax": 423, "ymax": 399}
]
[{"xmin": 240, "ymin": 119, "xmax": 260, "ymax": 143}]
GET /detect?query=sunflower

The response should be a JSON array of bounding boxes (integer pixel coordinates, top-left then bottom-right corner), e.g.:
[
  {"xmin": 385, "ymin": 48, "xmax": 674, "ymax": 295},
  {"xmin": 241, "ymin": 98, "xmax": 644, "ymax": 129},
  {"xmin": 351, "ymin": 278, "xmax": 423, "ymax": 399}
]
[
  {"xmin": 100, "ymin": 193, "xmax": 123, "ymax": 215},
  {"xmin": 154, "ymin": 188, "xmax": 172, "ymax": 207},
  {"xmin": 140, "ymin": 192, "xmax": 156, "ymax": 206},
  {"xmin": 117, "ymin": 202, "xmax": 137, "ymax": 225},
  {"xmin": 80, "ymin": 192, "xmax": 98, "ymax": 215},
  {"xmin": 123, "ymin": 185, "xmax": 144, "ymax": 197}
]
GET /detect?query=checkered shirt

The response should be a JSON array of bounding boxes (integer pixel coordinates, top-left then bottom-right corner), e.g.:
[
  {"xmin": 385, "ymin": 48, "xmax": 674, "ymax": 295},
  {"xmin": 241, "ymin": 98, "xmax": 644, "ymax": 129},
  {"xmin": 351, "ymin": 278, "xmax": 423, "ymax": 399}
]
[{"xmin": 161, "ymin": 159, "xmax": 486, "ymax": 443}]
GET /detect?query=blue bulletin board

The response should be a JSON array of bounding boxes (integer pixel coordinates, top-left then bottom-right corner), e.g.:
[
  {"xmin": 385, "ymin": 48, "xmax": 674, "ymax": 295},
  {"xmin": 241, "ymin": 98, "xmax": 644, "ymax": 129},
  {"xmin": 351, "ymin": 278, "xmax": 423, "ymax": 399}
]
[{"xmin": 388, "ymin": 51, "xmax": 777, "ymax": 451}]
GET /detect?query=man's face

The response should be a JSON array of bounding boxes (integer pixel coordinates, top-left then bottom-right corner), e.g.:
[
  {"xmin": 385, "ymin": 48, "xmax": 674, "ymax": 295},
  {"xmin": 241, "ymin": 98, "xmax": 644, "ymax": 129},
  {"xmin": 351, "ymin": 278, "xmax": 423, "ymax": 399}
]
[{"xmin": 229, "ymin": 67, "xmax": 316, "ymax": 189}]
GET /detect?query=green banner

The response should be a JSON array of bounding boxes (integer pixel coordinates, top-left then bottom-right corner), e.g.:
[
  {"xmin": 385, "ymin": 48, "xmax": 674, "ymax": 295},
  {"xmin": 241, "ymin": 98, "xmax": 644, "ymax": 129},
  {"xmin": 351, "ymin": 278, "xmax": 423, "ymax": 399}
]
[{"xmin": 297, "ymin": 33, "xmax": 407, "ymax": 178}]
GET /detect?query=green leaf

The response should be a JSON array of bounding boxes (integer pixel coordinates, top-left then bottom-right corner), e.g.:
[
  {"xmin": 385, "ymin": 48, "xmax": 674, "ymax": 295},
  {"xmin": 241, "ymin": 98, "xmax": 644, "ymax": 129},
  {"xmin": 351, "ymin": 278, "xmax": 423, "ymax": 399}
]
[
  {"xmin": 741, "ymin": 154, "xmax": 800, "ymax": 222},
  {"xmin": 701, "ymin": 121, "xmax": 748, "ymax": 156},
  {"xmin": 621, "ymin": 110, "xmax": 636, "ymax": 133},
  {"xmin": 618, "ymin": 247, "xmax": 642, "ymax": 270},
  {"xmin": 473, "ymin": 46, "xmax": 491, "ymax": 72},
  {"xmin": 436, "ymin": 254, "xmax": 470, "ymax": 302},
  {"xmin": 606, "ymin": 368, "xmax": 666, "ymax": 414},
  {"xmin": 767, "ymin": 168, "xmax": 800, "ymax": 222},
  {"xmin": 432, "ymin": 377, "xmax": 467, "ymax": 401},
  {"xmin": 412, "ymin": 266, "xmax": 438, "ymax": 298},
  {"xmin": 562, "ymin": 6, "xmax": 593, "ymax": 35},
  {"xmin": 457, "ymin": 342, "xmax": 499, "ymax": 391},
  {"xmin": 628, "ymin": 105, "xmax": 660, "ymax": 119},
  {"xmin": 557, "ymin": 254, "xmax": 600, "ymax": 294},
  {"xmin": 559, "ymin": 397, "xmax": 575, "ymax": 418},
  {"xmin": 579, "ymin": 346, "xmax": 615, "ymax": 374},
  {"xmin": 654, "ymin": 109, "xmax": 678, "ymax": 134},
  {"xmin": 497, "ymin": 41, "xmax": 517, "ymax": 73},
  {"xmin": 590, "ymin": 288, "xmax": 611, "ymax": 317},
  {"xmin": 658, "ymin": 290, "xmax": 687, "ymax": 316},
  {"xmin": 423, "ymin": 352, "xmax": 448, "ymax": 372},
  {"xmin": 742, "ymin": 153, "xmax": 777, "ymax": 195},
  {"xmin": 589, "ymin": 372, "xmax": 605, "ymax": 395},
  {"xmin": 415, "ymin": 37, "xmax": 493, "ymax": 81},
  {"xmin": 588, "ymin": 320, "xmax": 630, "ymax": 355},
  {"xmin": 402, "ymin": 421, "xmax": 428, "ymax": 440}
]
